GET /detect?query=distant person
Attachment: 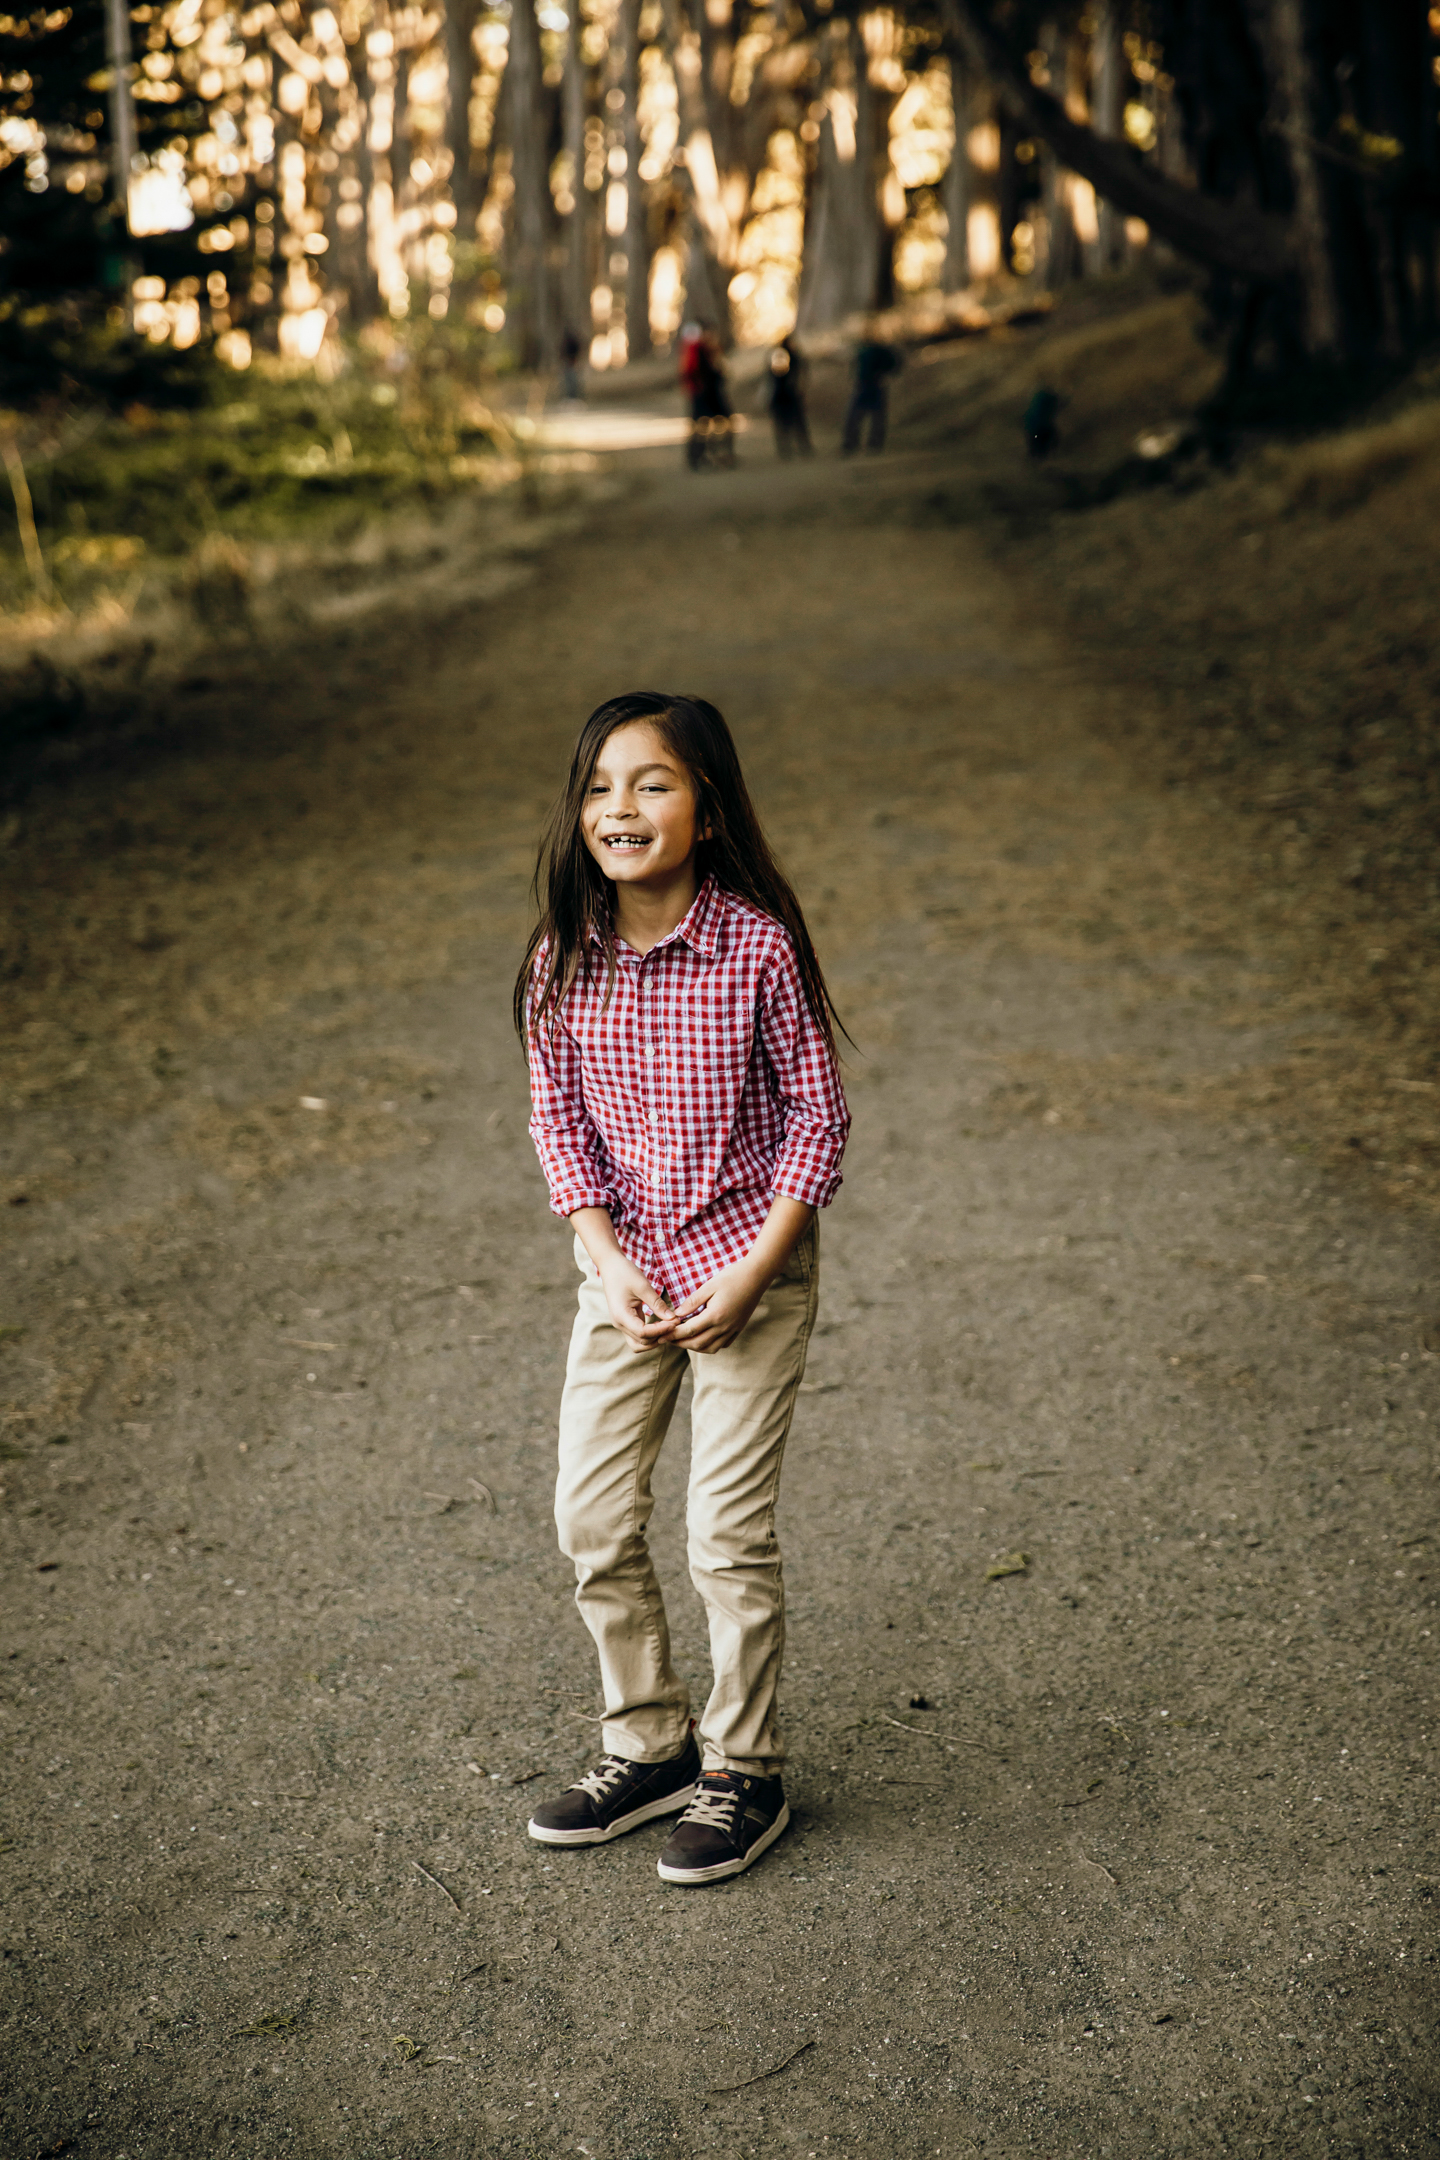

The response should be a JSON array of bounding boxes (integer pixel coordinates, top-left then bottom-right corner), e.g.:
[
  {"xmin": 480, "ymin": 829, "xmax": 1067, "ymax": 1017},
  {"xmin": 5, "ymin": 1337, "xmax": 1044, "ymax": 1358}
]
[
  {"xmin": 842, "ymin": 329, "xmax": 901, "ymax": 454},
  {"xmin": 688, "ymin": 327, "xmax": 735, "ymax": 471},
  {"xmin": 560, "ymin": 328, "xmax": 585, "ymax": 404},
  {"xmin": 767, "ymin": 336, "xmax": 812, "ymax": 458},
  {"xmin": 677, "ymin": 321, "xmax": 703, "ymax": 398},
  {"xmin": 1023, "ymin": 386, "xmax": 1060, "ymax": 458},
  {"xmin": 518, "ymin": 692, "xmax": 850, "ymax": 1883},
  {"xmin": 678, "ymin": 322, "xmax": 707, "ymax": 468}
]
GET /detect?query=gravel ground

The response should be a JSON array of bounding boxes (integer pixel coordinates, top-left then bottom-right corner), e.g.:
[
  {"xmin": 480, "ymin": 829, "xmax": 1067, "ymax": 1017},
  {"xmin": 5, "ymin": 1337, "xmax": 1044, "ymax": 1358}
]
[{"xmin": 2, "ymin": 426, "xmax": 1437, "ymax": 2160}]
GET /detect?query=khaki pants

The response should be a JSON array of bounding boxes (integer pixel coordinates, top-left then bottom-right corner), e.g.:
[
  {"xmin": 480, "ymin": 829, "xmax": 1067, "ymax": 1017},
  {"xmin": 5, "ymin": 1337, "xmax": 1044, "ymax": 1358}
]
[{"xmin": 554, "ymin": 1224, "xmax": 819, "ymax": 1776}]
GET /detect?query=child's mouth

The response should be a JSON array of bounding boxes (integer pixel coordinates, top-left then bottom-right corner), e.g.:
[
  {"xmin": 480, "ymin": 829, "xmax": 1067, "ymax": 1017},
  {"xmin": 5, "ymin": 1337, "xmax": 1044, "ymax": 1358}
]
[{"xmin": 602, "ymin": 834, "xmax": 652, "ymax": 851}]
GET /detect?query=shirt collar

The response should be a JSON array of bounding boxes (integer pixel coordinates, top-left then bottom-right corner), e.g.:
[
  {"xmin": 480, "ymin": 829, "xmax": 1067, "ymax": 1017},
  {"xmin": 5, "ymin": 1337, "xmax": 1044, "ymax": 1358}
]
[
  {"xmin": 669, "ymin": 875, "xmax": 722, "ymax": 959},
  {"xmin": 594, "ymin": 875, "xmax": 723, "ymax": 961}
]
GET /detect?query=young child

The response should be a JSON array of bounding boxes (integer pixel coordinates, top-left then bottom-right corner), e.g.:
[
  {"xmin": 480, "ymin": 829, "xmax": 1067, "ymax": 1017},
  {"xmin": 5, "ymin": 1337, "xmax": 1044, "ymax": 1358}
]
[{"xmin": 515, "ymin": 692, "xmax": 850, "ymax": 1884}]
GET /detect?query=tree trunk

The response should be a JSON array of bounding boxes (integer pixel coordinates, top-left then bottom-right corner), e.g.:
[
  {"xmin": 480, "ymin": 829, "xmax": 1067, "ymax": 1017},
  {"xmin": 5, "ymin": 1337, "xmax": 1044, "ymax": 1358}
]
[
  {"xmin": 505, "ymin": 0, "xmax": 550, "ymax": 368},
  {"xmin": 857, "ymin": 16, "xmax": 903, "ymax": 312},
  {"xmin": 333, "ymin": 35, "xmax": 382, "ymax": 325},
  {"xmin": 445, "ymin": 0, "xmax": 487, "ymax": 243},
  {"xmin": 997, "ymin": 108, "xmax": 1022, "ymax": 272},
  {"xmin": 941, "ymin": 0, "xmax": 1291, "ymax": 285},
  {"xmin": 661, "ymin": 0, "xmax": 733, "ymax": 337},
  {"xmin": 949, "ymin": 0, "xmax": 1437, "ymax": 370},
  {"xmin": 561, "ymin": 0, "xmax": 589, "ymax": 350},
  {"xmin": 1264, "ymin": 0, "xmax": 1341, "ymax": 354},
  {"xmin": 942, "ymin": 54, "xmax": 971, "ymax": 291},
  {"xmin": 795, "ymin": 69, "xmax": 847, "ymax": 329},
  {"xmin": 1091, "ymin": 1, "xmax": 1126, "ymax": 270},
  {"xmin": 795, "ymin": 22, "xmax": 869, "ymax": 330},
  {"xmin": 696, "ymin": 0, "xmax": 742, "ymax": 224},
  {"xmin": 1036, "ymin": 19, "xmax": 1077, "ymax": 288},
  {"xmin": 619, "ymin": 0, "xmax": 651, "ymax": 359}
]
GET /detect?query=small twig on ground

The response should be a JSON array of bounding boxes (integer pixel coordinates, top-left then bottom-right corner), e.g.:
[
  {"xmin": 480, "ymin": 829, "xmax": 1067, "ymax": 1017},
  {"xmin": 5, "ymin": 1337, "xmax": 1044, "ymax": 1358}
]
[
  {"xmin": 1077, "ymin": 1845, "xmax": 1117, "ymax": 1887},
  {"xmin": 424, "ymin": 1491, "xmax": 456, "ymax": 1513},
  {"xmin": 568, "ymin": 1708, "xmax": 606, "ymax": 1723},
  {"xmin": 880, "ymin": 1713, "xmax": 1003, "ymax": 1754},
  {"xmin": 468, "ymin": 1478, "xmax": 496, "ymax": 1512},
  {"xmin": 710, "ymin": 2038, "xmax": 816, "ymax": 2094},
  {"xmin": 413, "ymin": 1859, "xmax": 461, "ymax": 1911}
]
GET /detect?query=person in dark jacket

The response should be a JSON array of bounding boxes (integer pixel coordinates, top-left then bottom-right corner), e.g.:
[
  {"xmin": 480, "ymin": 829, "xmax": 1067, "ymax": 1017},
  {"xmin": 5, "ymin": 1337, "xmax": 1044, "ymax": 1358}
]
[
  {"xmin": 1023, "ymin": 386, "xmax": 1061, "ymax": 458},
  {"xmin": 767, "ymin": 336, "xmax": 812, "ymax": 458},
  {"xmin": 841, "ymin": 329, "xmax": 901, "ymax": 454},
  {"xmin": 559, "ymin": 328, "xmax": 585, "ymax": 404},
  {"xmin": 695, "ymin": 329, "xmax": 735, "ymax": 468}
]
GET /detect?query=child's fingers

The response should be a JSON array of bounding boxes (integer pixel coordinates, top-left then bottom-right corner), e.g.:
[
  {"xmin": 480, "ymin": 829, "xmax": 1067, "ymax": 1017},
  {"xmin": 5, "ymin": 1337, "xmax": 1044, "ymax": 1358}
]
[
  {"xmin": 674, "ymin": 1311, "xmax": 733, "ymax": 1348},
  {"xmin": 623, "ymin": 1309, "xmax": 680, "ymax": 1347},
  {"xmin": 615, "ymin": 1281, "xmax": 674, "ymax": 1324},
  {"xmin": 679, "ymin": 1328, "xmax": 733, "ymax": 1354}
]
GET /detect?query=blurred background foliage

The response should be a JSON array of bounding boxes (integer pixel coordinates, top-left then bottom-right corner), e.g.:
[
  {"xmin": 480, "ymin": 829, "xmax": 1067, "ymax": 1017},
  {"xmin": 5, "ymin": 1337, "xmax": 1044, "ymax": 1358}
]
[
  {"xmin": 1, "ymin": 1, "xmax": 1434, "ymax": 386},
  {"xmin": 0, "ymin": 0, "xmax": 1436, "ymax": 612}
]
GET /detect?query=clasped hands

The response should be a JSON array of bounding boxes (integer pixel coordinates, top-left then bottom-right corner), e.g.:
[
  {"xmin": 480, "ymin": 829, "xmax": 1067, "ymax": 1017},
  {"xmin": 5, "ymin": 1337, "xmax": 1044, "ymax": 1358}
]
[{"xmin": 598, "ymin": 1252, "xmax": 768, "ymax": 1356}]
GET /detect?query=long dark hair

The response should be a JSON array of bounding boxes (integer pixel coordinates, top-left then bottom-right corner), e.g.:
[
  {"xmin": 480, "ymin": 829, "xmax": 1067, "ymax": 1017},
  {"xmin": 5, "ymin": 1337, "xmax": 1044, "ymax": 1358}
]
[{"xmin": 513, "ymin": 692, "xmax": 845, "ymax": 1055}]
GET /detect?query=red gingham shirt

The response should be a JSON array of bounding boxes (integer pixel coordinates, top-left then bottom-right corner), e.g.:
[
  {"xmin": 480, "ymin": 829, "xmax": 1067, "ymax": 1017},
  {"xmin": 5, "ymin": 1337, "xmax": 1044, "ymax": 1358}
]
[{"xmin": 527, "ymin": 878, "xmax": 850, "ymax": 1304}]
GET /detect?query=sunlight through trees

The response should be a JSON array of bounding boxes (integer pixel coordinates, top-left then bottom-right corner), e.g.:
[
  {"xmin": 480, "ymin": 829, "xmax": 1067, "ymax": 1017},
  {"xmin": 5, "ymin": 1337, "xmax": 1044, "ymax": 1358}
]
[{"xmin": 4, "ymin": 2, "xmax": 1433, "ymax": 386}]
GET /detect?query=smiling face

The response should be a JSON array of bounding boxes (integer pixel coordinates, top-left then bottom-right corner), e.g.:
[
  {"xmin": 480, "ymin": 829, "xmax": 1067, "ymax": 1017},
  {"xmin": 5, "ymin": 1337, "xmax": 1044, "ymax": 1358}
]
[{"xmin": 581, "ymin": 720, "xmax": 708, "ymax": 894}]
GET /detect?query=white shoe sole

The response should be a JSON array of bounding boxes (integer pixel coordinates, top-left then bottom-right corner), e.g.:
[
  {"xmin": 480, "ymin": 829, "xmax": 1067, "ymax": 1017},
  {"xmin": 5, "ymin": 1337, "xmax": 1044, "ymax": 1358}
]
[
  {"xmin": 656, "ymin": 1799, "xmax": 791, "ymax": 1883},
  {"xmin": 527, "ymin": 1782, "xmax": 697, "ymax": 1846}
]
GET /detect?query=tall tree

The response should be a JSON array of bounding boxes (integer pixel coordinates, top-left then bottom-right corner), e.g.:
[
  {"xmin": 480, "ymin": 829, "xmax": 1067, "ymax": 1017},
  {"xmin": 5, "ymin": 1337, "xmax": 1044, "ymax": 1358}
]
[
  {"xmin": 619, "ymin": 0, "xmax": 652, "ymax": 357},
  {"xmin": 661, "ymin": 0, "xmax": 735, "ymax": 333},
  {"xmin": 505, "ymin": 0, "xmax": 551, "ymax": 366},
  {"xmin": 561, "ymin": 0, "xmax": 590, "ymax": 350},
  {"xmin": 796, "ymin": 14, "xmax": 891, "ymax": 328},
  {"xmin": 941, "ymin": 52, "xmax": 972, "ymax": 292},
  {"xmin": 856, "ymin": 9, "xmax": 901, "ymax": 308},
  {"xmin": 445, "ymin": 0, "xmax": 485, "ymax": 240},
  {"xmin": 942, "ymin": 0, "xmax": 1438, "ymax": 372},
  {"xmin": 1035, "ymin": 17, "xmax": 1079, "ymax": 288},
  {"xmin": 1091, "ymin": 0, "xmax": 1126, "ymax": 270}
]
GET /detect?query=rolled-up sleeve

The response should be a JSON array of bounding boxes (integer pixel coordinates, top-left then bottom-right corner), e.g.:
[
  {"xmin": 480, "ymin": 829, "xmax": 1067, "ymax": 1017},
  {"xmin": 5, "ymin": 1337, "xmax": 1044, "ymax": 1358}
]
[
  {"xmin": 756, "ymin": 944, "xmax": 850, "ymax": 1208},
  {"xmin": 528, "ymin": 1003, "xmax": 612, "ymax": 1221}
]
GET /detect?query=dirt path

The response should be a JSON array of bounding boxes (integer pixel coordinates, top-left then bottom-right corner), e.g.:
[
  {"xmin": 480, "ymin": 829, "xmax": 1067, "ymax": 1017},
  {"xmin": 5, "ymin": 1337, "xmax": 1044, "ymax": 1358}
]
[{"xmin": 3, "ymin": 433, "xmax": 1438, "ymax": 2160}]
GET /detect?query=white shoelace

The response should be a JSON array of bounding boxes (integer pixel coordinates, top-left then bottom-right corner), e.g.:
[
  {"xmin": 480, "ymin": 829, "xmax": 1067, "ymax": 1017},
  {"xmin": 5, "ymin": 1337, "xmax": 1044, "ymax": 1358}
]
[
  {"xmin": 573, "ymin": 1756, "xmax": 632, "ymax": 1804},
  {"xmin": 682, "ymin": 1778, "xmax": 741, "ymax": 1831}
]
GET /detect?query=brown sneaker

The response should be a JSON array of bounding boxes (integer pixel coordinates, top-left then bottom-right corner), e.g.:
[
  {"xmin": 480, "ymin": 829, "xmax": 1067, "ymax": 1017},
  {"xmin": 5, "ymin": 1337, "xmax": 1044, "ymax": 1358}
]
[
  {"xmin": 655, "ymin": 1768, "xmax": 789, "ymax": 1884},
  {"xmin": 526, "ymin": 1730, "xmax": 700, "ymax": 1847}
]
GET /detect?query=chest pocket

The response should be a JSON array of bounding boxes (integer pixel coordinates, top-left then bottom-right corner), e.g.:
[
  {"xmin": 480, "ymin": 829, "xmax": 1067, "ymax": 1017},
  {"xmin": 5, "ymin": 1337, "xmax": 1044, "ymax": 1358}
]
[{"xmin": 677, "ymin": 983, "xmax": 754, "ymax": 1093}]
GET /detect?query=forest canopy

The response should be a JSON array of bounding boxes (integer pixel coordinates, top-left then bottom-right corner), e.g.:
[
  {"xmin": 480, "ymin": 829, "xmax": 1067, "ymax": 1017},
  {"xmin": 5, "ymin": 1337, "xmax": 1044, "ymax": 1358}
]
[{"xmin": 0, "ymin": 0, "xmax": 1436, "ymax": 400}]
